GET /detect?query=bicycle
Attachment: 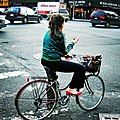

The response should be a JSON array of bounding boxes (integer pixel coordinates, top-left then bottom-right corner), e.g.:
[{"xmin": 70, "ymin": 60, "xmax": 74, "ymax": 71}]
[{"xmin": 15, "ymin": 54, "xmax": 105, "ymax": 120}]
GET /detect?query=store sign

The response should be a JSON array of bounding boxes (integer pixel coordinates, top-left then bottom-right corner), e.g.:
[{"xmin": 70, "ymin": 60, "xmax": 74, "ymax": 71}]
[
  {"xmin": 78, "ymin": 1, "xmax": 85, "ymax": 4},
  {"xmin": 69, "ymin": 0, "xmax": 87, "ymax": 6},
  {"xmin": 100, "ymin": 1, "xmax": 120, "ymax": 8}
]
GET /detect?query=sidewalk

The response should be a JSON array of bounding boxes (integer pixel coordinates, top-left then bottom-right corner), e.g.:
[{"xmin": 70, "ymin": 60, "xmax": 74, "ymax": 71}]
[{"xmin": 71, "ymin": 18, "xmax": 90, "ymax": 22}]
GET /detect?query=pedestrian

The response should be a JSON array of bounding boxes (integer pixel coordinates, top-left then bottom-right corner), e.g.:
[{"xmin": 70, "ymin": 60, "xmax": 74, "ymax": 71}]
[{"xmin": 41, "ymin": 14, "xmax": 86, "ymax": 96}]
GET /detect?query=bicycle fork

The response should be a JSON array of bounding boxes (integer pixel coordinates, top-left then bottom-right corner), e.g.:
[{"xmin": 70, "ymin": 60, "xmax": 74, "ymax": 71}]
[{"xmin": 85, "ymin": 79, "xmax": 94, "ymax": 95}]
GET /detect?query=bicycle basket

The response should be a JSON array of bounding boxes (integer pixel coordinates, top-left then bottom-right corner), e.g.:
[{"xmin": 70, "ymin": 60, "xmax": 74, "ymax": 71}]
[{"xmin": 82, "ymin": 55, "xmax": 102, "ymax": 73}]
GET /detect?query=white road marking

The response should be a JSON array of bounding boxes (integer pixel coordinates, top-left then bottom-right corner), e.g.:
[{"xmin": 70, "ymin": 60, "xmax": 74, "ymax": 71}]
[
  {"xmin": 0, "ymin": 52, "xmax": 4, "ymax": 56},
  {"xmin": 33, "ymin": 53, "xmax": 41, "ymax": 60},
  {"xmin": 0, "ymin": 71, "xmax": 29, "ymax": 80}
]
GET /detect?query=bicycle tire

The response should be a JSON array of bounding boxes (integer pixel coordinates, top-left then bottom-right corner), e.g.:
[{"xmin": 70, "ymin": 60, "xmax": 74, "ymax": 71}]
[
  {"xmin": 76, "ymin": 74, "xmax": 105, "ymax": 111},
  {"xmin": 15, "ymin": 78, "xmax": 58, "ymax": 120}
]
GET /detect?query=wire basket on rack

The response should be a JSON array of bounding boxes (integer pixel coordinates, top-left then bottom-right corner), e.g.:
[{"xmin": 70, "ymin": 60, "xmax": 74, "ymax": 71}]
[{"xmin": 82, "ymin": 55, "xmax": 102, "ymax": 75}]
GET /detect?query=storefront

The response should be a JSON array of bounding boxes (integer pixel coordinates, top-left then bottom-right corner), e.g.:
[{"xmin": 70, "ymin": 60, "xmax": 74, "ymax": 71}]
[
  {"xmin": 67, "ymin": 0, "xmax": 91, "ymax": 19},
  {"xmin": 67, "ymin": 0, "xmax": 120, "ymax": 19},
  {"xmin": 98, "ymin": 0, "xmax": 120, "ymax": 15}
]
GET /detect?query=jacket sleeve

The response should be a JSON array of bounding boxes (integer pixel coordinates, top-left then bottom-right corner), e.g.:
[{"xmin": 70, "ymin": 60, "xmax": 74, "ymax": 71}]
[
  {"xmin": 66, "ymin": 42, "xmax": 75, "ymax": 53},
  {"xmin": 58, "ymin": 37, "xmax": 75, "ymax": 56}
]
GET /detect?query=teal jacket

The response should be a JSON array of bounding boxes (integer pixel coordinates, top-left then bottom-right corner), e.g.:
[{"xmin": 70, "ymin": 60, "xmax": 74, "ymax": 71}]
[{"xmin": 42, "ymin": 30, "xmax": 75, "ymax": 61}]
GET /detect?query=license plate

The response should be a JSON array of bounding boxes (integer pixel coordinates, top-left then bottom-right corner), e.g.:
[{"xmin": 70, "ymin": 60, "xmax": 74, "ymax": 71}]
[{"xmin": 95, "ymin": 17, "xmax": 97, "ymax": 19}]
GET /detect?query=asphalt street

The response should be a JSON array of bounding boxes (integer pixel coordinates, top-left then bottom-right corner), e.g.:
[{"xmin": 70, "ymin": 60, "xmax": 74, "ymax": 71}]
[{"xmin": 0, "ymin": 19, "xmax": 120, "ymax": 120}]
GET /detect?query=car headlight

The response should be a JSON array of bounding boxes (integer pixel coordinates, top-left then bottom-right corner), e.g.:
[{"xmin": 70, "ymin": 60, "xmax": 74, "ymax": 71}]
[{"xmin": 0, "ymin": 17, "xmax": 5, "ymax": 23}]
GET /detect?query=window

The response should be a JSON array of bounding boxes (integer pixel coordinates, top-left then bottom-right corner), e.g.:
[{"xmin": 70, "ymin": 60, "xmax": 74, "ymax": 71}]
[{"xmin": 59, "ymin": 9, "xmax": 68, "ymax": 13}]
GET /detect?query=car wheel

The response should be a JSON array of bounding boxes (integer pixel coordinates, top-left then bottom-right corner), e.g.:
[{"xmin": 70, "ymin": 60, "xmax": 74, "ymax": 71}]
[
  {"xmin": 92, "ymin": 23, "xmax": 96, "ymax": 27},
  {"xmin": 37, "ymin": 17, "xmax": 41, "ymax": 23},
  {"xmin": 65, "ymin": 19, "xmax": 68, "ymax": 22},
  {"xmin": 40, "ymin": 16, "xmax": 43, "ymax": 20},
  {"xmin": 22, "ymin": 17, "xmax": 28, "ymax": 24},
  {"xmin": 10, "ymin": 20, "xmax": 14, "ymax": 24},
  {"xmin": 47, "ymin": 17, "xmax": 50, "ymax": 21},
  {"xmin": 105, "ymin": 22, "xmax": 110, "ymax": 28}
]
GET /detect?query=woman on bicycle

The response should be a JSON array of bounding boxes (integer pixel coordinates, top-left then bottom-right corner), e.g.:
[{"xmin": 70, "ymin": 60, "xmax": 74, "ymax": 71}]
[{"xmin": 41, "ymin": 14, "xmax": 86, "ymax": 95}]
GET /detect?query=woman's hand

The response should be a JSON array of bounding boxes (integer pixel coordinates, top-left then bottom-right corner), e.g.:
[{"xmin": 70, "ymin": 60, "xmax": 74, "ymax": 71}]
[{"xmin": 72, "ymin": 35, "xmax": 80, "ymax": 44}]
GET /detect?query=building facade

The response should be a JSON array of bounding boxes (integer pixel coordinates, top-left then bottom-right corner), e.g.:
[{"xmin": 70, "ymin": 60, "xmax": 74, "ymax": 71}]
[
  {"xmin": 0, "ymin": 0, "xmax": 9, "ymax": 7},
  {"xmin": 1, "ymin": 0, "xmax": 120, "ymax": 19},
  {"xmin": 65, "ymin": 0, "xmax": 120, "ymax": 19},
  {"xmin": 10, "ymin": 0, "xmax": 59, "ymax": 7},
  {"xmin": 10, "ymin": 0, "xmax": 120, "ymax": 19}
]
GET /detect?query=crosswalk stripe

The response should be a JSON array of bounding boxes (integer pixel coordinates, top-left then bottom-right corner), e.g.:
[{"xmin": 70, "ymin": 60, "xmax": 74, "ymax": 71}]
[
  {"xmin": 0, "ymin": 52, "xmax": 4, "ymax": 56},
  {"xmin": 0, "ymin": 71, "xmax": 29, "ymax": 80}
]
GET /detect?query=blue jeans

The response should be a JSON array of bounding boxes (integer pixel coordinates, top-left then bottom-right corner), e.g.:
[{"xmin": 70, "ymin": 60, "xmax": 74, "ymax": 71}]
[{"xmin": 41, "ymin": 58, "xmax": 86, "ymax": 89}]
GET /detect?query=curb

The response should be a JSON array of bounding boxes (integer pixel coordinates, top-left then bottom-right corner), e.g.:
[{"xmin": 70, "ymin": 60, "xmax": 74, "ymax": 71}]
[{"xmin": 70, "ymin": 19, "xmax": 90, "ymax": 22}]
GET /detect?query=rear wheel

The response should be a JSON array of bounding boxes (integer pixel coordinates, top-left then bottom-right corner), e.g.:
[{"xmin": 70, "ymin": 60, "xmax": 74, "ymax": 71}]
[
  {"xmin": 65, "ymin": 19, "xmax": 68, "ymax": 22},
  {"xmin": 105, "ymin": 22, "xmax": 110, "ymax": 28},
  {"xmin": 15, "ymin": 78, "xmax": 57, "ymax": 120},
  {"xmin": 37, "ymin": 17, "xmax": 41, "ymax": 23},
  {"xmin": 92, "ymin": 23, "xmax": 96, "ymax": 27},
  {"xmin": 47, "ymin": 17, "xmax": 50, "ymax": 21},
  {"xmin": 76, "ymin": 74, "xmax": 105, "ymax": 111},
  {"xmin": 22, "ymin": 17, "xmax": 28, "ymax": 24},
  {"xmin": 10, "ymin": 20, "xmax": 14, "ymax": 24}
]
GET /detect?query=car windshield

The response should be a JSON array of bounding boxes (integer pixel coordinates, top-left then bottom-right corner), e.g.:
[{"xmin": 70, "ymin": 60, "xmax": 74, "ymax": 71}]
[
  {"xmin": 91, "ymin": 11, "xmax": 105, "ymax": 16},
  {"xmin": 7, "ymin": 7, "xmax": 20, "ymax": 13}
]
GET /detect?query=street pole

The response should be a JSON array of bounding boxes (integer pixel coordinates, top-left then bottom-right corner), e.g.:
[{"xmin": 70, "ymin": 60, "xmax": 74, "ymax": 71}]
[{"xmin": 72, "ymin": 0, "xmax": 75, "ymax": 19}]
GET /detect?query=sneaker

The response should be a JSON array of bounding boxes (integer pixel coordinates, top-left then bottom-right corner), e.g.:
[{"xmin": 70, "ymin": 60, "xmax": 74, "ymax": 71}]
[
  {"xmin": 66, "ymin": 87, "xmax": 82, "ymax": 96},
  {"xmin": 79, "ymin": 88, "xmax": 84, "ymax": 93}
]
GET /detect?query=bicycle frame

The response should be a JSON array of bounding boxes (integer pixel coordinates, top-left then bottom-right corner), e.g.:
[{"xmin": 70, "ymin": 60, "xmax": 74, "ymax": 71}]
[{"xmin": 15, "ymin": 54, "xmax": 104, "ymax": 120}]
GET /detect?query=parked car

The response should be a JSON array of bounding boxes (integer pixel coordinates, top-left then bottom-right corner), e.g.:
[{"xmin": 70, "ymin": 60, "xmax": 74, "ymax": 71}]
[
  {"xmin": 90, "ymin": 10, "xmax": 120, "ymax": 28},
  {"xmin": 0, "ymin": 17, "xmax": 7, "ymax": 29},
  {"xmin": 0, "ymin": 9, "xmax": 7, "ymax": 29},
  {"xmin": 47, "ymin": 9, "xmax": 70, "ymax": 22},
  {"xmin": 0, "ymin": 8, "xmax": 6, "ymax": 15},
  {"xmin": 5, "ymin": 6, "xmax": 43, "ymax": 24}
]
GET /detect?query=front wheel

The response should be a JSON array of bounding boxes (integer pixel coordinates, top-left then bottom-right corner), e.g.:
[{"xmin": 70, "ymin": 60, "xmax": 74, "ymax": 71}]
[
  {"xmin": 65, "ymin": 19, "xmax": 68, "ymax": 22},
  {"xmin": 92, "ymin": 23, "xmax": 96, "ymax": 27},
  {"xmin": 22, "ymin": 17, "xmax": 28, "ymax": 24},
  {"xmin": 37, "ymin": 17, "xmax": 41, "ymax": 23},
  {"xmin": 15, "ymin": 78, "xmax": 57, "ymax": 120},
  {"xmin": 105, "ymin": 22, "xmax": 110, "ymax": 28},
  {"xmin": 76, "ymin": 74, "xmax": 105, "ymax": 111},
  {"xmin": 10, "ymin": 20, "xmax": 14, "ymax": 24}
]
